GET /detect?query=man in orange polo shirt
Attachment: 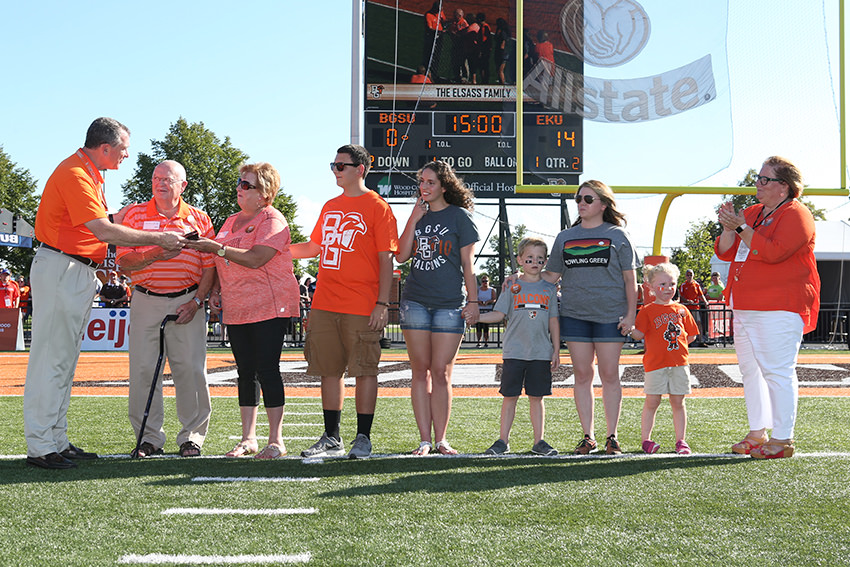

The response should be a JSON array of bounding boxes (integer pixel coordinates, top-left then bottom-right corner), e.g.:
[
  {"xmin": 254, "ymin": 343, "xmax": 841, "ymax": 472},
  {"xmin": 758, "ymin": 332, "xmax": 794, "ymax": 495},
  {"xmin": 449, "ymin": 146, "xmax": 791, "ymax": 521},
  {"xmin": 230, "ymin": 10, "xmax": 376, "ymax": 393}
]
[
  {"xmin": 24, "ymin": 118, "xmax": 186, "ymax": 470},
  {"xmin": 118, "ymin": 160, "xmax": 215, "ymax": 458}
]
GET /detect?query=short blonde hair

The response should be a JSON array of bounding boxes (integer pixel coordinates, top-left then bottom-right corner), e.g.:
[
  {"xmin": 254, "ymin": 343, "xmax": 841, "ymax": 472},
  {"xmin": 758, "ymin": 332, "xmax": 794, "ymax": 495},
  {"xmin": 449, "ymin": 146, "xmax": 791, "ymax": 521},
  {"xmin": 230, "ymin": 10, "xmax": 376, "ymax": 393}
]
[
  {"xmin": 642, "ymin": 262, "xmax": 680, "ymax": 284},
  {"xmin": 239, "ymin": 162, "xmax": 280, "ymax": 206},
  {"xmin": 516, "ymin": 237, "xmax": 548, "ymax": 258}
]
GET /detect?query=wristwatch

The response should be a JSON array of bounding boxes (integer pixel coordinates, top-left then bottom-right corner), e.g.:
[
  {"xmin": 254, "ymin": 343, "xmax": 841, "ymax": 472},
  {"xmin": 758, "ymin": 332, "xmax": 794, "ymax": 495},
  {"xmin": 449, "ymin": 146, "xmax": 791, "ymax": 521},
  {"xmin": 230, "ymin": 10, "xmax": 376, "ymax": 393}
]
[
  {"xmin": 735, "ymin": 223, "xmax": 748, "ymax": 234},
  {"xmin": 216, "ymin": 245, "xmax": 227, "ymax": 257},
  {"xmin": 192, "ymin": 297, "xmax": 202, "ymax": 308}
]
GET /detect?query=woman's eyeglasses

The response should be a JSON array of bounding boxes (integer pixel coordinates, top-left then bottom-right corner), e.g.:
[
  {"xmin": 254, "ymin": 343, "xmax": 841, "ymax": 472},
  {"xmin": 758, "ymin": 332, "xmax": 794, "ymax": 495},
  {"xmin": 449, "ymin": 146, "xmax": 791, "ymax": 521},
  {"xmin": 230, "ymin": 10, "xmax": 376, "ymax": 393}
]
[
  {"xmin": 236, "ymin": 179, "xmax": 257, "ymax": 191},
  {"xmin": 330, "ymin": 162, "xmax": 357, "ymax": 172},
  {"xmin": 755, "ymin": 174, "xmax": 783, "ymax": 186},
  {"xmin": 575, "ymin": 194, "xmax": 598, "ymax": 204}
]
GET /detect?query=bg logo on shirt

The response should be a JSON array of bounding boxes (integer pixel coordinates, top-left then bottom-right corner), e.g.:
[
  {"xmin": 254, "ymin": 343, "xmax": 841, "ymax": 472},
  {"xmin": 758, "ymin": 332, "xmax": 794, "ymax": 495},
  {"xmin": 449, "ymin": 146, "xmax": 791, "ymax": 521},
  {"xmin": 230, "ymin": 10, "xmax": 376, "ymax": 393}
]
[{"xmin": 320, "ymin": 211, "xmax": 367, "ymax": 269}]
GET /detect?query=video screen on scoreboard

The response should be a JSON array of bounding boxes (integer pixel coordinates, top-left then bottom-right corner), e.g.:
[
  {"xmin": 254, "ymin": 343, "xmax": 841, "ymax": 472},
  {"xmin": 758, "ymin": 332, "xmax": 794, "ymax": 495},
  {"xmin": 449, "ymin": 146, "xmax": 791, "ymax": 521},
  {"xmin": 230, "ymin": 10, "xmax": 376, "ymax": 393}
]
[{"xmin": 364, "ymin": 0, "xmax": 583, "ymax": 199}]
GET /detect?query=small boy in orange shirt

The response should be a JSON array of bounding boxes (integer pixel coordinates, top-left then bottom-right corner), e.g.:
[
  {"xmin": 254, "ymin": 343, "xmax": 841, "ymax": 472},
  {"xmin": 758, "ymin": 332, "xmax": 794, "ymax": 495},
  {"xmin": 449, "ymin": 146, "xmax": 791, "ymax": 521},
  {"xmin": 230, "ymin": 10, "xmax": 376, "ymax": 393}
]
[{"xmin": 629, "ymin": 263, "xmax": 699, "ymax": 455}]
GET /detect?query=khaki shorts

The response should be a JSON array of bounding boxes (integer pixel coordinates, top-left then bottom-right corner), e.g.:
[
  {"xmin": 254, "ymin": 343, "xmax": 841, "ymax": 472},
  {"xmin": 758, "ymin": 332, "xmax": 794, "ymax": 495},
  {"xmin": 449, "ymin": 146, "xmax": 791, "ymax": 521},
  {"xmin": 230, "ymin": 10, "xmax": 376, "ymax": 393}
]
[
  {"xmin": 643, "ymin": 365, "xmax": 692, "ymax": 395},
  {"xmin": 305, "ymin": 309, "xmax": 382, "ymax": 377}
]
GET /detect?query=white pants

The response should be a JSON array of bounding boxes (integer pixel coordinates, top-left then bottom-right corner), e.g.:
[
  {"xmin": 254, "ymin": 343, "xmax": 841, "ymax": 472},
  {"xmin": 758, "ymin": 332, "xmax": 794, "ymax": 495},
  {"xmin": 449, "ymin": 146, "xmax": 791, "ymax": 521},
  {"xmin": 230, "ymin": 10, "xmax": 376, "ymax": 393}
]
[
  {"xmin": 23, "ymin": 248, "xmax": 98, "ymax": 457},
  {"xmin": 128, "ymin": 291, "xmax": 210, "ymax": 450},
  {"xmin": 733, "ymin": 309, "xmax": 803, "ymax": 439}
]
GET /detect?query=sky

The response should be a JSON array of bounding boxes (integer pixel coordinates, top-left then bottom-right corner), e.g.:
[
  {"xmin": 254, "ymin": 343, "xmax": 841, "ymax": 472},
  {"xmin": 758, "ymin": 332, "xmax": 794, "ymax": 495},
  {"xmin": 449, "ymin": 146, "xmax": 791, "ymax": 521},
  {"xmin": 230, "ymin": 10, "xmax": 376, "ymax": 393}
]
[{"xmin": 1, "ymin": 0, "xmax": 848, "ymax": 265}]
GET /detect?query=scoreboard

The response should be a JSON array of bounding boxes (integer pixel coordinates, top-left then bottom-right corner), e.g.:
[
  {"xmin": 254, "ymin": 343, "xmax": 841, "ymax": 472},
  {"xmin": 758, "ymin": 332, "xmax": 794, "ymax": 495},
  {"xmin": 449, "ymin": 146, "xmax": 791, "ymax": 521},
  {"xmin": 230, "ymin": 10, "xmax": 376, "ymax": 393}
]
[
  {"xmin": 362, "ymin": 1, "xmax": 583, "ymax": 199},
  {"xmin": 364, "ymin": 97, "xmax": 582, "ymax": 199},
  {"xmin": 366, "ymin": 110, "xmax": 581, "ymax": 174}
]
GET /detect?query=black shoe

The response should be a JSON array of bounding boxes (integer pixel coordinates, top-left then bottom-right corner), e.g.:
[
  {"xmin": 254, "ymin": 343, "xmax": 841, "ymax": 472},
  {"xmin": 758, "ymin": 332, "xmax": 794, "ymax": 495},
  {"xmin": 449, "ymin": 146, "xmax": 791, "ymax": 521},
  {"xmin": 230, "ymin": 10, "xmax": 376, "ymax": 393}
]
[
  {"xmin": 26, "ymin": 452, "xmax": 77, "ymax": 469},
  {"xmin": 60, "ymin": 443, "xmax": 99, "ymax": 460}
]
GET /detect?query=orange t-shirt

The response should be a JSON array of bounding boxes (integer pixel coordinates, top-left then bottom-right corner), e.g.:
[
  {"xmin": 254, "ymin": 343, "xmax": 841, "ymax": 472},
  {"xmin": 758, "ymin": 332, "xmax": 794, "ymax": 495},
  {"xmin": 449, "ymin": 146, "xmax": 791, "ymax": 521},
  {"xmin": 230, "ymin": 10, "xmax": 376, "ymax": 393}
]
[
  {"xmin": 309, "ymin": 191, "xmax": 399, "ymax": 316},
  {"xmin": 714, "ymin": 199, "xmax": 820, "ymax": 333},
  {"xmin": 116, "ymin": 198, "xmax": 215, "ymax": 293},
  {"xmin": 35, "ymin": 149, "xmax": 109, "ymax": 262},
  {"xmin": 634, "ymin": 302, "xmax": 699, "ymax": 373}
]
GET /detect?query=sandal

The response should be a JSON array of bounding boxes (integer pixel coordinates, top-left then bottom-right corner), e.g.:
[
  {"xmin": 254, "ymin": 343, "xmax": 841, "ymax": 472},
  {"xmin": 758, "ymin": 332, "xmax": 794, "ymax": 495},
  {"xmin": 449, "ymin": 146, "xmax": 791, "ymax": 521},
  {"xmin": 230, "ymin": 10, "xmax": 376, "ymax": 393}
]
[
  {"xmin": 179, "ymin": 441, "xmax": 201, "ymax": 458},
  {"xmin": 435, "ymin": 440, "xmax": 458, "ymax": 455},
  {"xmin": 731, "ymin": 433, "xmax": 769, "ymax": 455},
  {"xmin": 136, "ymin": 441, "xmax": 163, "ymax": 458},
  {"xmin": 226, "ymin": 438, "xmax": 259, "ymax": 457},
  {"xmin": 255, "ymin": 443, "xmax": 287, "ymax": 460},
  {"xmin": 751, "ymin": 439, "xmax": 795, "ymax": 460},
  {"xmin": 412, "ymin": 441, "xmax": 432, "ymax": 456}
]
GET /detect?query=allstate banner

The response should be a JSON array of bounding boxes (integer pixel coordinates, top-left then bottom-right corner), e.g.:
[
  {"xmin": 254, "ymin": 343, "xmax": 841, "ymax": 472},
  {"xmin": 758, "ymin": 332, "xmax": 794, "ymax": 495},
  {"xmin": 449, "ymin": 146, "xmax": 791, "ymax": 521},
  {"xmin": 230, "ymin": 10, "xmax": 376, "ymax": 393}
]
[
  {"xmin": 81, "ymin": 308, "xmax": 130, "ymax": 351},
  {"xmin": 528, "ymin": 0, "xmax": 731, "ymax": 186}
]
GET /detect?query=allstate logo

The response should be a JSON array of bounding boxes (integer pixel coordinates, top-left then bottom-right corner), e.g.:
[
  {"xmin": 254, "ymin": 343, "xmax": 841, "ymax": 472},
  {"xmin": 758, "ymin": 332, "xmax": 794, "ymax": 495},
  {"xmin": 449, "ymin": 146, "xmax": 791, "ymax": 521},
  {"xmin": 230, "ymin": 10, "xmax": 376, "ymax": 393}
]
[{"xmin": 561, "ymin": 0, "xmax": 650, "ymax": 67}]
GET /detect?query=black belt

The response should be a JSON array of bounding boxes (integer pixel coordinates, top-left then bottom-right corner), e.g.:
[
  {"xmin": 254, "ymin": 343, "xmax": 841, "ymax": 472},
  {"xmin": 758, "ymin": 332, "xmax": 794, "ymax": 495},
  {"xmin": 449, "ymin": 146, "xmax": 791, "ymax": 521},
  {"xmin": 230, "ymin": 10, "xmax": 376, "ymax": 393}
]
[
  {"xmin": 135, "ymin": 284, "xmax": 198, "ymax": 298},
  {"xmin": 41, "ymin": 244, "xmax": 99, "ymax": 268}
]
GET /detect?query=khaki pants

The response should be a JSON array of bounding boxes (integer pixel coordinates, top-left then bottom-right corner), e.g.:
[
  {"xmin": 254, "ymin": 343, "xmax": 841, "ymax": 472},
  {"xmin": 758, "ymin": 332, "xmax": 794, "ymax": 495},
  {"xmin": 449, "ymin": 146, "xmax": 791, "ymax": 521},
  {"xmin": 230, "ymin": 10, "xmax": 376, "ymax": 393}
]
[
  {"xmin": 24, "ymin": 248, "xmax": 98, "ymax": 458},
  {"xmin": 128, "ymin": 291, "xmax": 210, "ymax": 450}
]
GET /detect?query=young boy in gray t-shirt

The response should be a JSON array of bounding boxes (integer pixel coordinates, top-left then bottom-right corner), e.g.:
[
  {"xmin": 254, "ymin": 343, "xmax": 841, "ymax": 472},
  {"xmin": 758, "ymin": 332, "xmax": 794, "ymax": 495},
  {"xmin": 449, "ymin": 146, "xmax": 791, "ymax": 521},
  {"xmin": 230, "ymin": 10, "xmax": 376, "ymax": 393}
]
[{"xmin": 476, "ymin": 238, "xmax": 560, "ymax": 456}]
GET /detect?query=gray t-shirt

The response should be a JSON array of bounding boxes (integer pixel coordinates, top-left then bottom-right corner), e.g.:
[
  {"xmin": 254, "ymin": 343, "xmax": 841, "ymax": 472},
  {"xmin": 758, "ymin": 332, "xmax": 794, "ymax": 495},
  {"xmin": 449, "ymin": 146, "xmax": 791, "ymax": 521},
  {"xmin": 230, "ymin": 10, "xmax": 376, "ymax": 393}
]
[
  {"xmin": 494, "ymin": 278, "xmax": 558, "ymax": 361},
  {"xmin": 401, "ymin": 205, "xmax": 479, "ymax": 309},
  {"xmin": 545, "ymin": 222, "xmax": 639, "ymax": 323}
]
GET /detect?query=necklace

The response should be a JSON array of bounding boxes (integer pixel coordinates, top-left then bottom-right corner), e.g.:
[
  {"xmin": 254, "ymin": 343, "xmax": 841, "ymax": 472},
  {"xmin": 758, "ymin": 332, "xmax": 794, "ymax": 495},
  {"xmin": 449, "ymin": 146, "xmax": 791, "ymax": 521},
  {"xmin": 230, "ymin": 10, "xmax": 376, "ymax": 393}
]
[{"xmin": 752, "ymin": 197, "xmax": 790, "ymax": 229}]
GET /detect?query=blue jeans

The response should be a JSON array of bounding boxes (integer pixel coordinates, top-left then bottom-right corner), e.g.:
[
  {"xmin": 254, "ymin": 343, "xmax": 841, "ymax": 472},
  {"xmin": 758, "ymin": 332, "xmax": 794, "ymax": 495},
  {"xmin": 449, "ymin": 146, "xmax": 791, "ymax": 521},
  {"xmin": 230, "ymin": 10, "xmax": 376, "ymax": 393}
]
[{"xmin": 399, "ymin": 299, "xmax": 465, "ymax": 334}]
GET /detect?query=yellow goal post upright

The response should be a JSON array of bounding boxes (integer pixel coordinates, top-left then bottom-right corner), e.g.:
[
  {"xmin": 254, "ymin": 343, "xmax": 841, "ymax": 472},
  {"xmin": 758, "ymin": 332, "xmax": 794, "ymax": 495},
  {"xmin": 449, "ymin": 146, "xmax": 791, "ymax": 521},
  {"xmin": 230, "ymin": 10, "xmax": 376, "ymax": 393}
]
[{"xmin": 513, "ymin": 0, "xmax": 849, "ymax": 257}]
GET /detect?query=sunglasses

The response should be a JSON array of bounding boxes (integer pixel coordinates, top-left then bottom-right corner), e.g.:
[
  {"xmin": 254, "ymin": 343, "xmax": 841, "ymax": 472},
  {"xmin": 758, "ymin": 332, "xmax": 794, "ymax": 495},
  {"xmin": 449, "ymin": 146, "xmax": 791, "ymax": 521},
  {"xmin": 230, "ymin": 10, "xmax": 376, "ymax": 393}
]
[
  {"xmin": 755, "ymin": 174, "xmax": 783, "ymax": 186},
  {"xmin": 236, "ymin": 178, "xmax": 257, "ymax": 191},
  {"xmin": 574, "ymin": 194, "xmax": 599, "ymax": 204},
  {"xmin": 330, "ymin": 162, "xmax": 358, "ymax": 172}
]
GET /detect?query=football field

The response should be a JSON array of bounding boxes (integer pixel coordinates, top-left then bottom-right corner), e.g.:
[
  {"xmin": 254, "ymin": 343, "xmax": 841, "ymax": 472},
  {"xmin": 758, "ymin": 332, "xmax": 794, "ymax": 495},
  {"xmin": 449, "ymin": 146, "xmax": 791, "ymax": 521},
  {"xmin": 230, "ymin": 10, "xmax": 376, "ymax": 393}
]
[{"xmin": 1, "ymin": 349, "xmax": 849, "ymax": 566}]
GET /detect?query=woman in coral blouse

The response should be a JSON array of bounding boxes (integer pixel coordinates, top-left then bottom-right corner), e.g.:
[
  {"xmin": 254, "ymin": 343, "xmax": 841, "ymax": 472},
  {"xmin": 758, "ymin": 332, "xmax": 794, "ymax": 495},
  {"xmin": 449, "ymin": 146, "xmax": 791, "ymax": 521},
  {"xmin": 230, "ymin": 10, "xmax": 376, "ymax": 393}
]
[
  {"xmin": 186, "ymin": 162, "xmax": 300, "ymax": 459},
  {"xmin": 716, "ymin": 156, "xmax": 820, "ymax": 459}
]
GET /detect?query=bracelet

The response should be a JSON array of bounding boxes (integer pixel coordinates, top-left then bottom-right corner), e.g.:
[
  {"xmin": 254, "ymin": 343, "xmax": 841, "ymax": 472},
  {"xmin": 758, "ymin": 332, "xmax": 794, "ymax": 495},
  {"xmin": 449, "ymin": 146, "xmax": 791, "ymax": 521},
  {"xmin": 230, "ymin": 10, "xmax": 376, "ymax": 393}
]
[
  {"xmin": 467, "ymin": 301, "xmax": 480, "ymax": 304},
  {"xmin": 375, "ymin": 301, "xmax": 389, "ymax": 307},
  {"xmin": 192, "ymin": 297, "xmax": 202, "ymax": 308}
]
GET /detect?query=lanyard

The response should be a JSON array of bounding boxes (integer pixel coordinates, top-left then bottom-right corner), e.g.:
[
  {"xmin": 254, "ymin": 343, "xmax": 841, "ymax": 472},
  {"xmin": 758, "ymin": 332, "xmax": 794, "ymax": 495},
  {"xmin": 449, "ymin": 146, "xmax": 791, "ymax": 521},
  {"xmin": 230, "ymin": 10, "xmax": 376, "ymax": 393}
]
[{"xmin": 75, "ymin": 149, "xmax": 108, "ymax": 211}]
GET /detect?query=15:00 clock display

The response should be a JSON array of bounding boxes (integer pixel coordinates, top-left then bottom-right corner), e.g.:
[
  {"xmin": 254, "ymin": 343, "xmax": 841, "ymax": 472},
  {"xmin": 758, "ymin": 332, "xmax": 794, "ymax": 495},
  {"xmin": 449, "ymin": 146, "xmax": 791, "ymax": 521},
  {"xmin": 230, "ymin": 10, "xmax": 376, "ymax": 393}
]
[{"xmin": 365, "ymin": 110, "xmax": 582, "ymax": 176}]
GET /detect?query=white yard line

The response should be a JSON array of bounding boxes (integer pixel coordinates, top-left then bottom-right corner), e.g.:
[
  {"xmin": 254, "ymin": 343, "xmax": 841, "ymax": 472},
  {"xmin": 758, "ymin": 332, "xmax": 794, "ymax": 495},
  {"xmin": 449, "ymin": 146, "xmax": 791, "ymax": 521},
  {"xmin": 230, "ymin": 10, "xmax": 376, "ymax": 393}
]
[
  {"xmin": 118, "ymin": 552, "xmax": 311, "ymax": 564},
  {"xmin": 191, "ymin": 476, "xmax": 321, "ymax": 482},
  {"xmin": 162, "ymin": 508, "xmax": 316, "ymax": 516}
]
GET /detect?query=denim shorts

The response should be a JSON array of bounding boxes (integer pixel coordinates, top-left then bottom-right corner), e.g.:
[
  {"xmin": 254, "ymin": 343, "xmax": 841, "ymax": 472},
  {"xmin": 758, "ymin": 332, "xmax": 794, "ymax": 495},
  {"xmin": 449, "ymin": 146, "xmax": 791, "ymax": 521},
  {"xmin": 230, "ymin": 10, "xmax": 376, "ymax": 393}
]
[
  {"xmin": 399, "ymin": 298, "xmax": 465, "ymax": 334},
  {"xmin": 560, "ymin": 315, "xmax": 627, "ymax": 343}
]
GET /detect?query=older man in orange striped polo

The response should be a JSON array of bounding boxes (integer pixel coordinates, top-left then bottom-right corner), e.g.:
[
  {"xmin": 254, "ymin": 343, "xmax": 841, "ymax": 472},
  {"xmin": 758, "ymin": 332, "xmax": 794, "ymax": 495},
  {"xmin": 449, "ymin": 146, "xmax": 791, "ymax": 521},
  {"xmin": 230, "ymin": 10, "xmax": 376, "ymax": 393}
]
[{"xmin": 118, "ymin": 160, "xmax": 215, "ymax": 458}]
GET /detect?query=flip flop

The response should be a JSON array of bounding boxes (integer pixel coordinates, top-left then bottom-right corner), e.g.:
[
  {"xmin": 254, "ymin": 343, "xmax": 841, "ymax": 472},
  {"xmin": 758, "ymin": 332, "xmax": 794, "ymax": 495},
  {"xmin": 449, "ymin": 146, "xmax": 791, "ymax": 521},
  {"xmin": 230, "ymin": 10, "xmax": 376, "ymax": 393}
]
[
  {"xmin": 436, "ymin": 440, "xmax": 458, "ymax": 455},
  {"xmin": 412, "ymin": 441, "xmax": 432, "ymax": 456},
  {"xmin": 255, "ymin": 443, "xmax": 287, "ymax": 459},
  {"xmin": 226, "ymin": 439, "xmax": 259, "ymax": 457}
]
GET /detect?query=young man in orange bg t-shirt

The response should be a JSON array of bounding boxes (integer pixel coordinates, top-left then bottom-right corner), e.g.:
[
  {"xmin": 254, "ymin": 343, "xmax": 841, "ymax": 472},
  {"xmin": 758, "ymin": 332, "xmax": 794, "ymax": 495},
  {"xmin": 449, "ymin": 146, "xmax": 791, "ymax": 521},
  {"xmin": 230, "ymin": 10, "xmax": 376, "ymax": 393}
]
[{"xmin": 291, "ymin": 144, "xmax": 398, "ymax": 459}]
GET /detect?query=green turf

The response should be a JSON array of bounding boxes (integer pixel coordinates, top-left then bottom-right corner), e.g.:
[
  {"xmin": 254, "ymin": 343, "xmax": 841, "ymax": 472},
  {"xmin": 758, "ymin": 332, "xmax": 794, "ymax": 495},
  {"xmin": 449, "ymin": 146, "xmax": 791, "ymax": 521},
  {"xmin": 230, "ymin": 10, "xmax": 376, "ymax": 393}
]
[{"xmin": 1, "ymin": 396, "xmax": 849, "ymax": 566}]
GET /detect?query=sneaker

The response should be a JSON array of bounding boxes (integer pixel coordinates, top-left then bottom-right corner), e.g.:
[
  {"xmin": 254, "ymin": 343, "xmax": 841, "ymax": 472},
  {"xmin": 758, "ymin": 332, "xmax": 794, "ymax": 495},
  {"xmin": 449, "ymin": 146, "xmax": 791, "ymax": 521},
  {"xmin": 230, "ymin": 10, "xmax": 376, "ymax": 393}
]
[
  {"xmin": 605, "ymin": 435, "xmax": 623, "ymax": 455},
  {"xmin": 642, "ymin": 440, "xmax": 661, "ymax": 454},
  {"xmin": 675, "ymin": 440, "xmax": 692, "ymax": 455},
  {"xmin": 485, "ymin": 439, "xmax": 509, "ymax": 455},
  {"xmin": 301, "ymin": 433, "xmax": 345, "ymax": 458},
  {"xmin": 531, "ymin": 440, "xmax": 558, "ymax": 456},
  {"xmin": 574, "ymin": 434, "xmax": 598, "ymax": 455},
  {"xmin": 348, "ymin": 433, "xmax": 372, "ymax": 460}
]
